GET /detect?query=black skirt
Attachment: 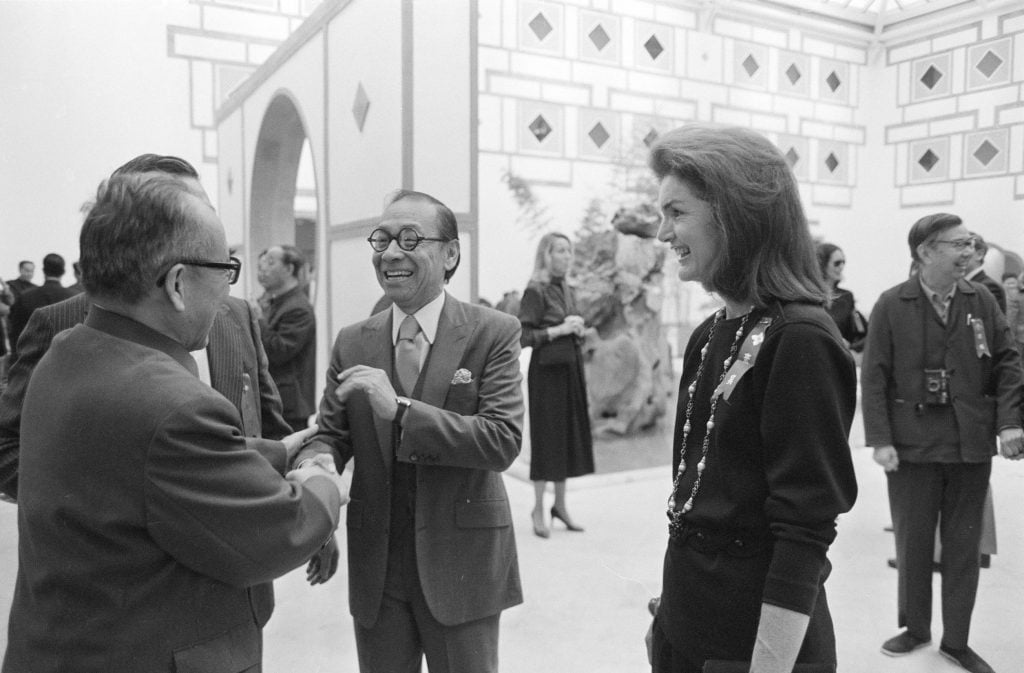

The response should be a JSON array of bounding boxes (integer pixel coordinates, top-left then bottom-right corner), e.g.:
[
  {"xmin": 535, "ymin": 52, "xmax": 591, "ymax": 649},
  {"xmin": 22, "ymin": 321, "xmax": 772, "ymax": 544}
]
[{"xmin": 527, "ymin": 339, "xmax": 594, "ymax": 481}]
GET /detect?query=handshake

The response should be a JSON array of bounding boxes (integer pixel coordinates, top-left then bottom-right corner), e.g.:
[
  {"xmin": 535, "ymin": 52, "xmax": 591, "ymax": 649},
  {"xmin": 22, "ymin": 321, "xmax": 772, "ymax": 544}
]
[{"xmin": 279, "ymin": 425, "xmax": 350, "ymax": 585}]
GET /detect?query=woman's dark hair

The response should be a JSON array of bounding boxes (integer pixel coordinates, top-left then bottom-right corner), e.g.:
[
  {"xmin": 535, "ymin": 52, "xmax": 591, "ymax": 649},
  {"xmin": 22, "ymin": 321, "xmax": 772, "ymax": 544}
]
[
  {"xmin": 816, "ymin": 242, "xmax": 842, "ymax": 281},
  {"xmin": 648, "ymin": 124, "xmax": 827, "ymax": 306}
]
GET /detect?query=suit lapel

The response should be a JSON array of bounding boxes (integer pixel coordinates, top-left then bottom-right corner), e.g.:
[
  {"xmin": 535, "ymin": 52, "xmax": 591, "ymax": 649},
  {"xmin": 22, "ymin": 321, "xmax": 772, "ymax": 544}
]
[
  {"xmin": 421, "ymin": 296, "xmax": 472, "ymax": 410},
  {"xmin": 363, "ymin": 313, "xmax": 395, "ymax": 468}
]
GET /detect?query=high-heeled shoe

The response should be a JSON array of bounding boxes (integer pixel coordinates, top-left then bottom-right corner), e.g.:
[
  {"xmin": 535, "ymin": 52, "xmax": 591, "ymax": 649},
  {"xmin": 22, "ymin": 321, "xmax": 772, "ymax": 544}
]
[
  {"xmin": 532, "ymin": 510, "xmax": 550, "ymax": 538},
  {"xmin": 550, "ymin": 506, "xmax": 584, "ymax": 532}
]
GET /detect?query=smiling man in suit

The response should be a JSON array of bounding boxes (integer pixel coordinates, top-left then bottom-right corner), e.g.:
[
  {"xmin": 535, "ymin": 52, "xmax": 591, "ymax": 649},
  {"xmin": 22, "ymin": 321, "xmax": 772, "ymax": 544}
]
[{"xmin": 296, "ymin": 189, "xmax": 524, "ymax": 673}]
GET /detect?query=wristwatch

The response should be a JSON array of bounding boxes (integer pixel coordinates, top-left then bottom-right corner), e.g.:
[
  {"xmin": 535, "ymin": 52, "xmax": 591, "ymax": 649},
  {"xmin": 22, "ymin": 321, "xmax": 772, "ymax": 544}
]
[{"xmin": 394, "ymin": 396, "xmax": 412, "ymax": 425}]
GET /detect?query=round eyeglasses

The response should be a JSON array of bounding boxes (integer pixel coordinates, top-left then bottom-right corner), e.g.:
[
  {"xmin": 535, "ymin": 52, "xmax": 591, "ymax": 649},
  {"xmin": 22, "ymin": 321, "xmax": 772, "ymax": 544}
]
[{"xmin": 367, "ymin": 227, "xmax": 447, "ymax": 252}]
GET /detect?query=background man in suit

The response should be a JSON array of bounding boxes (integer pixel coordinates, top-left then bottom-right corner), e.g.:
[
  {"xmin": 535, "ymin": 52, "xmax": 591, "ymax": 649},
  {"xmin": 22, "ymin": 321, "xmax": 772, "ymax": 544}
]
[
  {"xmin": 5, "ymin": 261, "xmax": 36, "ymax": 301},
  {"xmin": 257, "ymin": 244, "xmax": 316, "ymax": 431},
  {"xmin": 862, "ymin": 213, "xmax": 1022, "ymax": 673},
  {"xmin": 965, "ymin": 232, "xmax": 1006, "ymax": 313},
  {"xmin": 7, "ymin": 253, "xmax": 75, "ymax": 358},
  {"xmin": 296, "ymin": 189, "xmax": 524, "ymax": 673},
  {"xmin": 3, "ymin": 171, "xmax": 347, "ymax": 673}
]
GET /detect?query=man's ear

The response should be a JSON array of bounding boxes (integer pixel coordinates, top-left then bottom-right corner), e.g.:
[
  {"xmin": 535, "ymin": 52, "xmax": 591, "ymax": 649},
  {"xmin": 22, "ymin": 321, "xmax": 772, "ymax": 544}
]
[
  {"xmin": 444, "ymin": 240, "xmax": 461, "ymax": 272},
  {"xmin": 162, "ymin": 264, "xmax": 188, "ymax": 313}
]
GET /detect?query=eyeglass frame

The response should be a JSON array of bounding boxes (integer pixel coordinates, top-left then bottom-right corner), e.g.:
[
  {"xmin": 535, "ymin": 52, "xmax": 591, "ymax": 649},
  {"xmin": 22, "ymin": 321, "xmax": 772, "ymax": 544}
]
[
  {"xmin": 156, "ymin": 256, "xmax": 242, "ymax": 286},
  {"xmin": 367, "ymin": 227, "xmax": 449, "ymax": 253},
  {"xmin": 930, "ymin": 237, "xmax": 976, "ymax": 252}
]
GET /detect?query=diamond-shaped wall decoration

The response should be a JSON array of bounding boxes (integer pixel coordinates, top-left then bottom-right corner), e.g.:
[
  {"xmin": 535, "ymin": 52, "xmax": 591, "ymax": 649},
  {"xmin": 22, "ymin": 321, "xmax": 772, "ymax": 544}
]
[
  {"xmin": 920, "ymin": 65, "xmax": 943, "ymax": 90},
  {"xmin": 967, "ymin": 39, "xmax": 1010, "ymax": 90},
  {"xmin": 918, "ymin": 149, "xmax": 939, "ymax": 172},
  {"xmin": 742, "ymin": 54, "xmax": 759, "ymax": 77},
  {"xmin": 777, "ymin": 135, "xmax": 809, "ymax": 180},
  {"xmin": 911, "ymin": 54, "xmax": 952, "ymax": 101},
  {"xmin": 529, "ymin": 115, "xmax": 552, "ymax": 143},
  {"xmin": 976, "ymin": 51, "xmax": 1003, "ymax": 79},
  {"xmin": 973, "ymin": 140, "xmax": 998, "ymax": 166},
  {"xmin": 826, "ymin": 71, "xmax": 841, "ymax": 92},
  {"xmin": 964, "ymin": 129, "xmax": 1009, "ymax": 177},
  {"xmin": 644, "ymin": 35, "xmax": 664, "ymax": 61},
  {"xmin": 578, "ymin": 109, "xmax": 617, "ymax": 158},
  {"xmin": 589, "ymin": 25, "xmax": 610, "ymax": 51},
  {"xmin": 643, "ymin": 128, "xmax": 659, "ymax": 147},
  {"xmin": 824, "ymin": 153, "xmax": 839, "ymax": 173},
  {"xmin": 785, "ymin": 64, "xmax": 801, "ymax": 85},
  {"xmin": 352, "ymin": 82, "xmax": 370, "ymax": 132},
  {"xmin": 909, "ymin": 137, "xmax": 950, "ymax": 182},
  {"xmin": 528, "ymin": 12, "xmax": 553, "ymax": 41}
]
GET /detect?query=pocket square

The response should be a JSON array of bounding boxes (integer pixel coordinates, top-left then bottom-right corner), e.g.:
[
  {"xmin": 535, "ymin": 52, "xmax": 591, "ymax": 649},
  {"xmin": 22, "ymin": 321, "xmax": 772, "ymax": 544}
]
[{"xmin": 451, "ymin": 368, "xmax": 473, "ymax": 385}]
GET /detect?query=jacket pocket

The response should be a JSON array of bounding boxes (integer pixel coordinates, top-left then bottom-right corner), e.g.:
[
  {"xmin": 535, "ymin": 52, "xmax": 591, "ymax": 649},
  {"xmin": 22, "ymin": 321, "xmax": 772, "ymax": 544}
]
[
  {"xmin": 455, "ymin": 498, "xmax": 511, "ymax": 528},
  {"xmin": 172, "ymin": 621, "xmax": 260, "ymax": 673}
]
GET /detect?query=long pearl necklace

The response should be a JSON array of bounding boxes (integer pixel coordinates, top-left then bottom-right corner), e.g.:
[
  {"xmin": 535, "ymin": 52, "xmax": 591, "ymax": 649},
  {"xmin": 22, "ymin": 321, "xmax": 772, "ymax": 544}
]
[{"xmin": 666, "ymin": 308, "xmax": 752, "ymax": 532}]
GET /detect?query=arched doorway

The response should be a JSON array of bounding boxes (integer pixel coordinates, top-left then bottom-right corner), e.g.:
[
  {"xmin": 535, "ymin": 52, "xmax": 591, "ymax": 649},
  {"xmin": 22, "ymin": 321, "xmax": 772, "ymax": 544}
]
[{"xmin": 249, "ymin": 92, "xmax": 318, "ymax": 299}]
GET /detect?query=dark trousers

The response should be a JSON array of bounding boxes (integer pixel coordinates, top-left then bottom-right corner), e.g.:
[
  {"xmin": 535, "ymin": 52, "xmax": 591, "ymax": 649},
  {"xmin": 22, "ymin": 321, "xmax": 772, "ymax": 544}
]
[
  {"xmin": 887, "ymin": 460, "xmax": 991, "ymax": 649},
  {"xmin": 354, "ymin": 526, "xmax": 500, "ymax": 673}
]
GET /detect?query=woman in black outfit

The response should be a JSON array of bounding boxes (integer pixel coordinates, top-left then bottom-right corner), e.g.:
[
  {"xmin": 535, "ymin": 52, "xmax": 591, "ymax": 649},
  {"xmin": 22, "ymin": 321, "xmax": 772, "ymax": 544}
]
[
  {"xmin": 518, "ymin": 232, "xmax": 594, "ymax": 538},
  {"xmin": 648, "ymin": 124, "xmax": 858, "ymax": 673},
  {"xmin": 817, "ymin": 242, "xmax": 867, "ymax": 353}
]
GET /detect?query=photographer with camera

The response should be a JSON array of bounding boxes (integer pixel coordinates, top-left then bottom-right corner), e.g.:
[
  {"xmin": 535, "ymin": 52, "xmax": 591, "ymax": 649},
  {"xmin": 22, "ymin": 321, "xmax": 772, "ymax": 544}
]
[{"xmin": 861, "ymin": 213, "xmax": 1023, "ymax": 673}]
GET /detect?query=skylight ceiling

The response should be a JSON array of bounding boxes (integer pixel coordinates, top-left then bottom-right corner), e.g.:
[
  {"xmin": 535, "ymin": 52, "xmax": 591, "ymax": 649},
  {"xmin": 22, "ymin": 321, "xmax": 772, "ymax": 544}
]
[{"xmin": 721, "ymin": 0, "xmax": 1018, "ymax": 44}]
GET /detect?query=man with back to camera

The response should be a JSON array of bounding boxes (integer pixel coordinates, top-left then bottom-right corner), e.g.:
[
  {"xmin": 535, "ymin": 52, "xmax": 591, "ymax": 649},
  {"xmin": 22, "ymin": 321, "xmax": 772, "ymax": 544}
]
[
  {"xmin": 0, "ymin": 154, "xmax": 293, "ymax": 498},
  {"xmin": 0, "ymin": 153, "xmax": 342, "ymax": 615},
  {"xmin": 257, "ymin": 244, "xmax": 317, "ymax": 432},
  {"xmin": 294, "ymin": 189, "xmax": 524, "ymax": 673},
  {"xmin": 861, "ymin": 213, "xmax": 1023, "ymax": 673},
  {"xmin": 2, "ymin": 172, "xmax": 348, "ymax": 673},
  {"xmin": 7, "ymin": 253, "xmax": 76, "ymax": 358}
]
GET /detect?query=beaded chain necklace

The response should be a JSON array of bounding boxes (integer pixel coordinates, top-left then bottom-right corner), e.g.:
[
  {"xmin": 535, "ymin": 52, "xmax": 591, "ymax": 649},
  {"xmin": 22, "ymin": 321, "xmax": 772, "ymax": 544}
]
[{"xmin": 666, "ymin": 307, "xmax": 753, "ymax": 535}]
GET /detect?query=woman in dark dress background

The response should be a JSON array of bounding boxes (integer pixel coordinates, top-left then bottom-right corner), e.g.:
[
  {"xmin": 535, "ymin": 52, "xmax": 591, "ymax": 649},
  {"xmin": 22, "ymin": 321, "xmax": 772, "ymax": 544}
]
[
  {"xmin": 518, "ymin": 232, "xmax": 594, "ymax": 538},
  {"xmin": 816, "ymin": 242, "xmax": 867, "ymax": 353},
  {"xmin": 648, "ymin": 124, "xmax": 858, "ymax": 673}
]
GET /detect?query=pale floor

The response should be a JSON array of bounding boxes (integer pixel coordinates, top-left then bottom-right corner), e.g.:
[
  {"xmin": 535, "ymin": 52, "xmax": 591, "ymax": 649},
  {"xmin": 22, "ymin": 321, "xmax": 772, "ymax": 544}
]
[{"xmin": 0, "ymin": 425, "xmax": 1022, "ymax": 672}]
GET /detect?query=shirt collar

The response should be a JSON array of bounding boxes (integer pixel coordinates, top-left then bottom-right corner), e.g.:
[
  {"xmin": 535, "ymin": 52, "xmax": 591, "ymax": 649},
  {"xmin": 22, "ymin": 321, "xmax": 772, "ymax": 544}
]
[
  {"xmin": 965, "ymin": 267, "xmax": 983, "ymax": 281},
  {"xmin": 918, "ymin": 275, "xmax": 956, "ymax": 304},
  {"xmin": 391, "ymin": 291, "xmax": 446, "ymax": 346}
]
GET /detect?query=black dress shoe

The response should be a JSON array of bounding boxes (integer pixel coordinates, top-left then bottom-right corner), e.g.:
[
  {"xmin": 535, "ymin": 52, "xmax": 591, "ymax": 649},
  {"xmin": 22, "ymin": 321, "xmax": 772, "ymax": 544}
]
[
  {"xmin": 550, "ymin": 506, "xmax": 584, "ymax": 532},
  {"xmin": 881, "ymin": 631, "xmax": 930, "ymax": 657},
  {"xmin": 939, "ymin": 645, "xmax": 995, "ymax": 673}
]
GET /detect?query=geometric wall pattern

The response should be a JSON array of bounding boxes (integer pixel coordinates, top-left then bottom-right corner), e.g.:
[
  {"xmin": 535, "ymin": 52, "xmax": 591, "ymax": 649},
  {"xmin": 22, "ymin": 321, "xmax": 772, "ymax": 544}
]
[
  {"xmin": 167, "ymin": 0, "xmax": 323, "ymax": 162},
  {"xmin": 481, "ymin": 0, "xmax": 868, "ymax": 207},
  {"xmin": 885, "ymin": 13, "xmax": 1024, "ymax": 204}
]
